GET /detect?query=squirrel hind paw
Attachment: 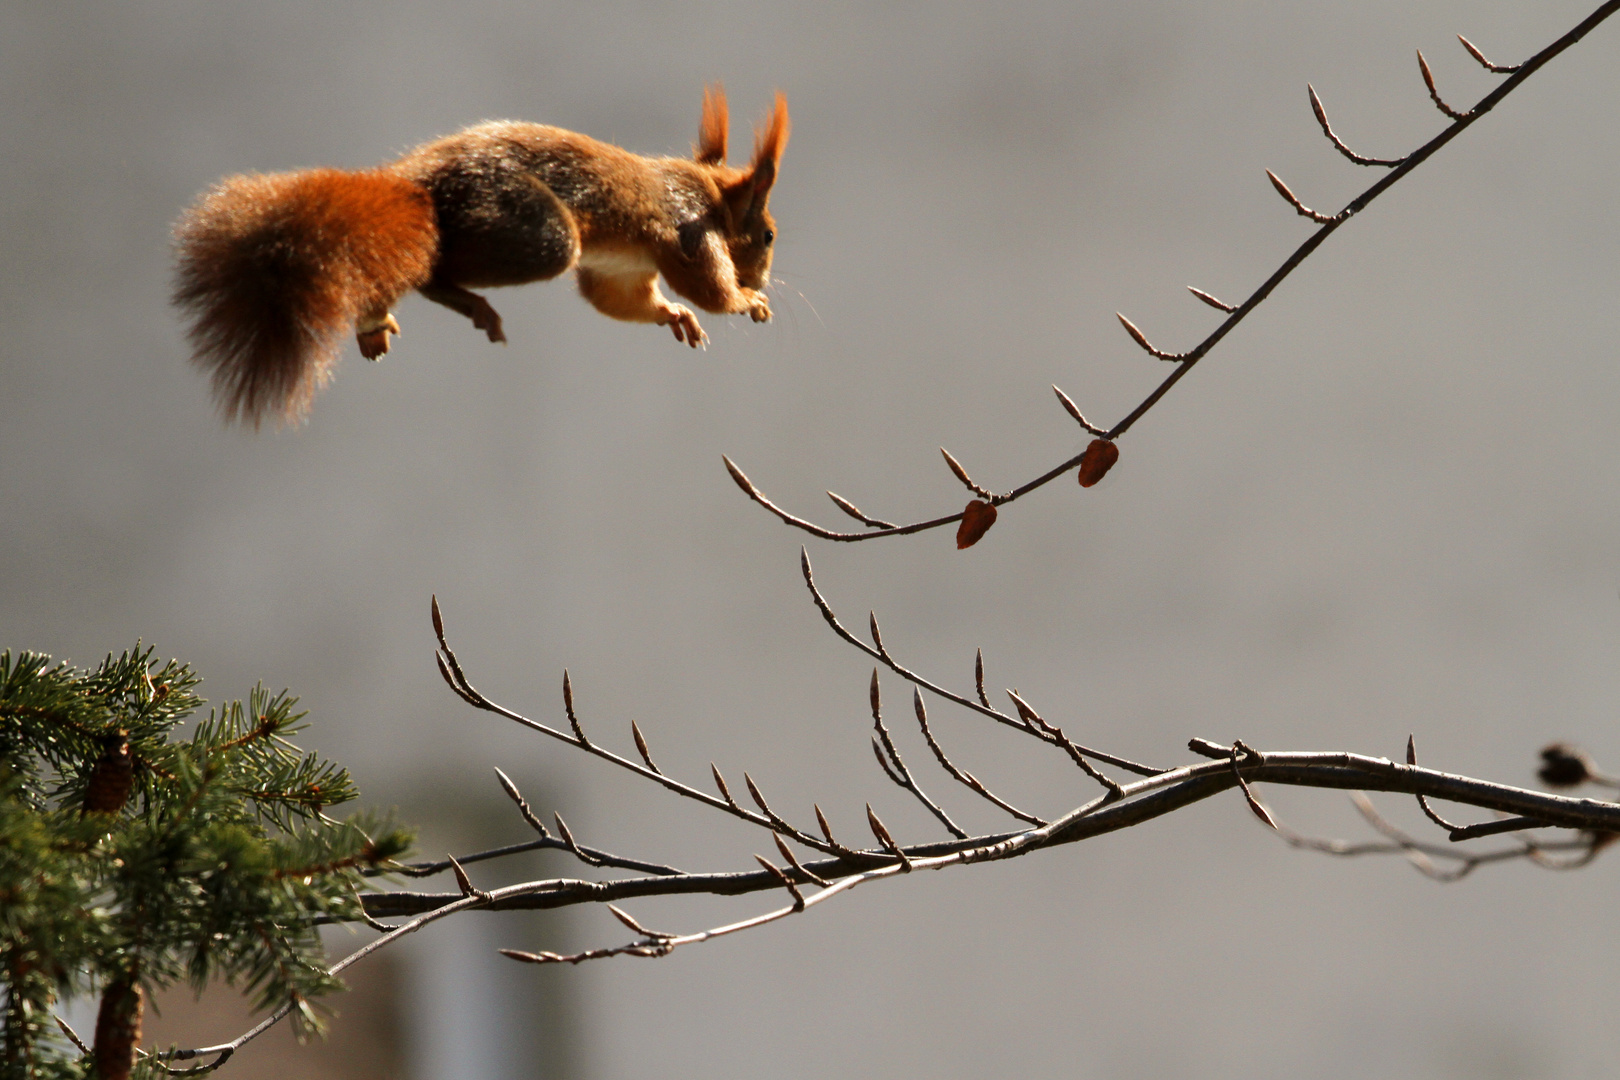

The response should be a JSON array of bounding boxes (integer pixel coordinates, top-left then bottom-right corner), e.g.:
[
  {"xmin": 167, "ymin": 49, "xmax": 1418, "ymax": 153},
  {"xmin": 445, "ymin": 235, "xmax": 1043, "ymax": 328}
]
[
  {"xmin": 356, "ymin": 314, "xmax": 402, "ymax": 360},
  {"xmin": 468, "ymin": 298, "xmax": 506, "ymax": 345},
  {"xmin": 663, "ymin": 305, "xmax": 708, "ymax": 348}
]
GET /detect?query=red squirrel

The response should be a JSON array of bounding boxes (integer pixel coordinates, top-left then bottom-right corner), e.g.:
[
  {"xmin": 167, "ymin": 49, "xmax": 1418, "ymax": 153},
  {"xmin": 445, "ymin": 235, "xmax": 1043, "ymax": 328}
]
[{"xmin": 172, "ymin": 86, "xmax": 789, "ymax": 425}]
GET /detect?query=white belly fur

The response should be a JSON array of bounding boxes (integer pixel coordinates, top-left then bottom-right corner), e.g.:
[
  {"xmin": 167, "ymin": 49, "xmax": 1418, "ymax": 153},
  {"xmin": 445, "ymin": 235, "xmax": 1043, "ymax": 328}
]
[{"xmin": 577, "ymin": 247, "xmax": 658, "ymax": 275}]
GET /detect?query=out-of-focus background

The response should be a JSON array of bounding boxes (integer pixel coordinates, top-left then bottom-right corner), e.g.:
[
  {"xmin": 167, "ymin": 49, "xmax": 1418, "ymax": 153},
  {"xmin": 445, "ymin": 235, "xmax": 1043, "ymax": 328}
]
[{"xmin": 5, "ymin": 2, "xmax": 1619, "ymax": 1077}]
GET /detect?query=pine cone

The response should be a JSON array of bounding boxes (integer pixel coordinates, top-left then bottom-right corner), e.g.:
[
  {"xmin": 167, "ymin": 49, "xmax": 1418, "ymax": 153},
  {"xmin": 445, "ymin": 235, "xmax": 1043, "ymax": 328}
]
[{"xmin": 83, "ymin": 733, "xmax": 134, "ymax": 815}]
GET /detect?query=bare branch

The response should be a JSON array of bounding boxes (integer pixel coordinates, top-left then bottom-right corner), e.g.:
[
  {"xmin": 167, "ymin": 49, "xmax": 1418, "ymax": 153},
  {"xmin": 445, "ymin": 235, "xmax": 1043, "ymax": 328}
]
[{"xmin": 722, "ymin": 3, "xmax": 1620, "ymax": 542}]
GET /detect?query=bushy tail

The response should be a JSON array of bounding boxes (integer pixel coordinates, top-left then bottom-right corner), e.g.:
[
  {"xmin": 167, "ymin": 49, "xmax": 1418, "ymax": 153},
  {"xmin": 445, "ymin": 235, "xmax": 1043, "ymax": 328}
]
[{"xmin": 172, "ymin": 168, "xmax": 438, "ymax": 426}]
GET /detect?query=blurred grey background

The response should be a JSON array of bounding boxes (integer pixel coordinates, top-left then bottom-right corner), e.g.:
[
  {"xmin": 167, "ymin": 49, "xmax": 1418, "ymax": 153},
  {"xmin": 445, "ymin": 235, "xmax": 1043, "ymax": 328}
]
[{"xmin": 4, "ymin": 2, "xmax": 1620, "ymax": 1077}]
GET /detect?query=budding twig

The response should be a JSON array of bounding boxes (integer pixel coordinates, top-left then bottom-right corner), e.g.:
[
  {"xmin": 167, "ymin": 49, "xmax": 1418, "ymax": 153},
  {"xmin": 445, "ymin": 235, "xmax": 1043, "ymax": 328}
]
[
  {"xmin": 1307, "ymin": 84, "xmax": 1403, "ymax": 167},
  {"xmin": 1116, "ymin": 313, "xmax": 1183, "ymax": 361},
  {"xmin": 720, "ymin": 5, "xmax": 1620, "ymax": 544},
  {"xmin": 1266, "ymin": 170, "xmax": 1337, "ymax": 224},
  {"xmin": 1457, "ymin": 34, "xmax": 1521, "ymax": 74},
  {"xmin": 941, "ymin": 447, "xmax": 996, "ymax": 501},
  {"xmin": 869, "ymin": 670, "xmax": 968, "ymax": 838},
  {"xmin": 800, "ymin": 549, "xmax": 1160, "ymax": 776},
  {"xmin": 914, "ymin": 688, "xmax": 1045, "ymax": 825},
  {"xmin": 1052, "ymin": 385, "xmax": 1109, "ymax": 436},
  {"xmin": 828, "ymin": 491, "xmax": 897, "ymax": 530},
  {"xmin": 1406, "ymin": 735, "xmax": 1465, "ymax": 832},
  {"xmin": 1417, "ymin": 49, "xmax": 1468, "ymax": 121},
  {"xmin": 1186, "ymin": 286, "xmax": 1236, "ymax": 314},
  {"xmin": 631, "ymin": 720, "xmax": 661, "ymax": 775},
  {"xmin": 866, "ymin": 805, "xmax": 913, "ymax": 870}
]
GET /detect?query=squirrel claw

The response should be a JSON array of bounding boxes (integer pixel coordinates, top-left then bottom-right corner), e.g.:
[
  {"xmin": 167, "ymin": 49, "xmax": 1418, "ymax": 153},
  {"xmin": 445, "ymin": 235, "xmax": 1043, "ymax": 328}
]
[
  {"xmin": 748, "ymin": 299, "xmax": 772, "ymax": 324},
  {"xmin": 663, "ymin": 305, "xmax": 708, "ymax": 349},
  {"xmin": 356, "ymin": 314, "xmax": 402, "ymax": 360}
]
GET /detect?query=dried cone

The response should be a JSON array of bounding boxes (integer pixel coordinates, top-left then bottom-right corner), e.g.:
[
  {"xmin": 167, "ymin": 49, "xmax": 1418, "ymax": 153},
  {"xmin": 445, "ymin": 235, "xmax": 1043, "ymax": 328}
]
[
  {"xmin": 956, "ymin": 500, "xmax": 997, "ymax": 549},
  {"xmin": 93, "ymin": 979, "xmax": 143, "ymax": 1080},
  {"xmin": 1077, "ymin": 439, "xmax": 1119, "ymax": 488},
  {"xmin": 83, "ymin": 733, "xmax": 134, "ymax": 815},
  {"xmin": 1537, "ymin": 742, "xmax": 1598, "ymax": 788}
]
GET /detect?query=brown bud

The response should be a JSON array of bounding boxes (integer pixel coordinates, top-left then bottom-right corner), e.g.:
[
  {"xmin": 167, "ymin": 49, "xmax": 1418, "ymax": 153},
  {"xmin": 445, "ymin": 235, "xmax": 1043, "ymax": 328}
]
[
  {"xmin": 1077, "ymin": 439, "xmax": 1120, "ymax": 488},
  {"xmin": 955, "ymin": 500, "xmax": 997, "ymax": 549}
]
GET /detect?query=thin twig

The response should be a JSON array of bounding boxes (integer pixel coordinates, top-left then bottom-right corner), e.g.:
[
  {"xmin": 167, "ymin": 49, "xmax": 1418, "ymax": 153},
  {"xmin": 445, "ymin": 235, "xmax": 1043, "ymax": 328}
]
[
  {"xmin": 1307, "ymin": 84, "xmax": 1404, "ymax": 167},
  {"xmin": 1458, "ymin": 34, "xmax": 1521, "ymax": 74},
  {"xmin": 868, "ymin": 670, "xmax": 968, "ymax": 838},
  {"xmin": 430, "ymin": 597, "xmax": 834, "ymax": 854},
  {"xmin": 913, "ymin": 688, "xmax": 1046, "ymax": 825},
  {"xmin": 1417, "ymin": 49, "xmax": 1468, "ymax": 121},
  {"xmin": 800, "ymin": 549, "xmax": 1160, "ymax": 777}
]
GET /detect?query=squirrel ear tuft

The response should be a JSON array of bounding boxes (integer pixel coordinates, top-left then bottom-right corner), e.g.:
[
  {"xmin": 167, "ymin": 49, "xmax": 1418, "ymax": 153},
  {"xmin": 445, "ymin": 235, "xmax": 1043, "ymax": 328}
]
[
  {"xmin": 724, "ymin": 93, "xmax": 789, "ymax": 220},
  {"xmin": 750, "ymin": 91, "xmax": 789, "ymax": 175},
  {"xmin": 695, "ymin": 83, "xmax": 729, "ymax": 165}
]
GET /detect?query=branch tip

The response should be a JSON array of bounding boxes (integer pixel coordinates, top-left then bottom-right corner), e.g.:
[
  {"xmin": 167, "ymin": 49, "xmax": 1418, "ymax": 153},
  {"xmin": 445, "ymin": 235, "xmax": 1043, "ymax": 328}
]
[
  {"xmin": 775, "ymin": 833, "xmax": 832, "ymax": 887},
  {"xmin": 865, "ymin": 804, "xmax": 911, "ymax": 869},
  {"xmin": 1186, "ymin": 286, "xmax": 1237, "ymax": 313},
  {"xmin": 722, "ymin": 454, "xmax": 759, "ymax": 498},
  {"xmin": 562, "ymin": 670, "xmax": 586, "ymax": 745},
  {"xmin": 631, "ymin": 720, "xmax": 660, "ymax": 774},
  {"xmin": 1266, "ymin": 169, "xmax": 1335, "ymax": 224},
  {"xmin": 711, "ymin": 762, "xmax": 736, "ymax": 806},
  {"xmin": 1117, "ymin": 313, "xmax": 1178, "ymax": 361},
  {"xmin": 1417, "ymin": 49, "xmax": 1467, "ymax": 120},
  {"xmin": 1458, "ymin": 34, "xmax": 1520, "ymax": 74}
]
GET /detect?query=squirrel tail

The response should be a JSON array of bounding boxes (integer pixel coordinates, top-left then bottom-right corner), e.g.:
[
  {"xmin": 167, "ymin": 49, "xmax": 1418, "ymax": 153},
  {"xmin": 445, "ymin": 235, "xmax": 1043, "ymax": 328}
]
[{"xmin": 172, "ymin": 168, "xmax": 438, "ymax": 426}]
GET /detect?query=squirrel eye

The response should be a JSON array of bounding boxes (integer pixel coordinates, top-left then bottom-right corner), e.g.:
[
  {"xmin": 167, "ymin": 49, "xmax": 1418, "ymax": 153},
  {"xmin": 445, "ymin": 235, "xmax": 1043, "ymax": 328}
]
[{"xmin": 762, "ymin": 228, "xmax": 775, "ymax": 245}]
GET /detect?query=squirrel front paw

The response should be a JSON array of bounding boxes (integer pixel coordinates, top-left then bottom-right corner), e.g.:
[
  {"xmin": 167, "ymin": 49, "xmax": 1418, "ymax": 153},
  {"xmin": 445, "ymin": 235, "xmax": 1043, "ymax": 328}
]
[
  {"xmin": 659, "ymin": 304, "xmax": 708, "ymax": 349},
  {"xmin": 356, "ymin": 314, "xmax": 402, "ymax": 360}
]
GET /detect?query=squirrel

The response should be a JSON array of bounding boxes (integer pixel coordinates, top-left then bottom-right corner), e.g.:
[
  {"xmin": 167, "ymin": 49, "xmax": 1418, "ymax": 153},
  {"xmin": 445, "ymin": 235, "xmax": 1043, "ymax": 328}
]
[{"xmin": 172, "ymin": 86, "xmax": 789, "ymax": 426}]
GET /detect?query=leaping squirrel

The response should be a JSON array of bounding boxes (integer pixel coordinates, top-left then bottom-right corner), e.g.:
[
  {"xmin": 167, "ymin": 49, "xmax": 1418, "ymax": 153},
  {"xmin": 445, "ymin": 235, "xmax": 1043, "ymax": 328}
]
[{"xmin": 172, "ymin": 86, "xmax": 789, "ymax": 426}]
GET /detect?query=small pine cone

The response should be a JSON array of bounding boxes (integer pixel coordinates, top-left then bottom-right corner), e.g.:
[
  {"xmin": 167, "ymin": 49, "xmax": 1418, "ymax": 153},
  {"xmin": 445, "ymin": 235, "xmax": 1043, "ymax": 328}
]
[
  {"xmin": 83, "ymin": 733, "xmax": 134, "ymax": 815},
  {"xmin": 93, "ymin": 978, "xmax": 144, "ymax": 1080}
]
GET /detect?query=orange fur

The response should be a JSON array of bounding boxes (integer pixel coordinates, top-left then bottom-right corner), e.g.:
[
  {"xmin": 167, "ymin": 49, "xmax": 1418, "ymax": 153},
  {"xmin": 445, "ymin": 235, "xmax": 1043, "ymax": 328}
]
[
  {"xmin": 173, "ymin": 169, "xmax": 436, "ymax": 425},
  {"xmin": 173, "ymin": 88, "xmax": 788, "ymax": 426}
]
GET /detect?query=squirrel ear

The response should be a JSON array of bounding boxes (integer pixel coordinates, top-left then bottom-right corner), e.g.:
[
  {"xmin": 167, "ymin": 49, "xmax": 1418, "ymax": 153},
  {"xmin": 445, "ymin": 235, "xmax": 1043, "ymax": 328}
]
[
  {"xmin": 695, "ymin": 83, "xmax": 728, "ymax": 165},
  {"xmin": 726, "ymin": 92, "xmax": 789, "ymax": 220},
  {"xmin": 749, "ymin": 91, "xmax": 789, "ymax": 180}
]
